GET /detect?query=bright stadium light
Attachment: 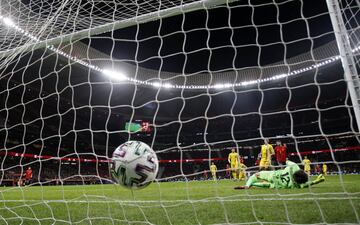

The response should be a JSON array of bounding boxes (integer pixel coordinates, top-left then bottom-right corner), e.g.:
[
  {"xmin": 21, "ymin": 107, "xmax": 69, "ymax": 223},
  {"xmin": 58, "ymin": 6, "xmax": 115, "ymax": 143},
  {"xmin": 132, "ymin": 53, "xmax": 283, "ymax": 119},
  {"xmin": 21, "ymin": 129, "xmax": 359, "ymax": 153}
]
[
  {"xmin": 163, "ymin": 83, "xmax": 173, "ymax": 88},
  {"xmin": 213, "ymin": 84, "xmax": 225, "ymax": 89},
  {"xmin": 152, "ymin": 82, "xmax": 161, "ymax": 87},
  {"xmin": 102, "ymin": 69, "xmax": 128, "ymax": 81},
  {"xmin": 1, "ymin": 12, "xmax": 356, "ymax": 90},
  {"xmin": 2, "ymin": 17, "xmax": 15, "ymax": 27}
]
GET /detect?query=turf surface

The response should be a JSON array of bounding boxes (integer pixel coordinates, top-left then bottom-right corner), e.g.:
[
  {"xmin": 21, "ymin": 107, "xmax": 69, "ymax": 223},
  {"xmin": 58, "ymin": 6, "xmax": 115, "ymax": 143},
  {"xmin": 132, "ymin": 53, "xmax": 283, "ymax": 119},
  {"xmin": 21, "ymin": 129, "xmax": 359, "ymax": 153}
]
[{"xmin": 0, "ymin": 175, "xmax": 359, "ymax": 225}]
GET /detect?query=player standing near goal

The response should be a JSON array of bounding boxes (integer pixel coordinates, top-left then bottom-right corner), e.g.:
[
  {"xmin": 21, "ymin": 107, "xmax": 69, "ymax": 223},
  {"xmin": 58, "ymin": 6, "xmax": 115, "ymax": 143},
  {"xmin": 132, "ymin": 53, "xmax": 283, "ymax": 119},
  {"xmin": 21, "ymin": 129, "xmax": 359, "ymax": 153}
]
[
  {"xmin": 23, "ymin": 167, "xmax": 33, "ymax": 185},
  {"xmin": 315, "ymin": 164, "xmax": 321, "ymax": 175},
  {"xmin": 259, "ymin": 139, "xmax": 274, "ymax": 170},
  {"xmin": 228, "ymin": 149, "xmax": 240, "ymax": 179},
  {"xmin": 210, "ymin": 162, "xmax": 217, "ymax": 180},
  {"xmin": 274, "ymin": 141, "xmax": 287, "ymax": 167},
  {"xmin": 234, "ymin": 160, "xmax": 325, "ymax": 189},
  {"xmin": 322, "ymin": 163, "xmax": 328, "ymax": 175},
  {"xmin": 203, "ymin": 169, "xmax": 208, "ymax": 180},
  {"xmin": 302, "ymin": 156, "xmax": 311, "ymax": 176}
]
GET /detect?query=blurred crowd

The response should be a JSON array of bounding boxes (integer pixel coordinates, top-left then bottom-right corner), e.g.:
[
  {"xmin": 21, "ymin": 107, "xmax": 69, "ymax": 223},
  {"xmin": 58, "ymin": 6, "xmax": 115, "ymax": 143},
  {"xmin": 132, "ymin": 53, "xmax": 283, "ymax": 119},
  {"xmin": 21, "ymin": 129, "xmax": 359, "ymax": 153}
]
[{"xmin": 1, "ymin": 136, "xmax": 360, "ymax": 186}]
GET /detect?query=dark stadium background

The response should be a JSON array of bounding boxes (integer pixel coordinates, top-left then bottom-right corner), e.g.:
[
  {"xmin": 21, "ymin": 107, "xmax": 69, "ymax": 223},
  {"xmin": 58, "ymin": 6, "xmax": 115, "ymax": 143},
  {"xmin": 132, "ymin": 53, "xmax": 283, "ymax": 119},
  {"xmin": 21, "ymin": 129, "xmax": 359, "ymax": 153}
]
[{"xmin": 0, "ymin": 0, "xmax": 359, "ymax": 184}]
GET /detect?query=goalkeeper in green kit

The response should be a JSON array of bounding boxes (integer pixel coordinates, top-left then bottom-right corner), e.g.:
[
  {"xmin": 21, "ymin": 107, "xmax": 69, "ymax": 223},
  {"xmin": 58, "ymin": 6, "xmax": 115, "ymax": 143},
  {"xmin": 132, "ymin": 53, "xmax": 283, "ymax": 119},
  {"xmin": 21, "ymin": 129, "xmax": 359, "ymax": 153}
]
[{"xmin": 234, "ymin": 160, "xmax": 325, "ymax": 189}]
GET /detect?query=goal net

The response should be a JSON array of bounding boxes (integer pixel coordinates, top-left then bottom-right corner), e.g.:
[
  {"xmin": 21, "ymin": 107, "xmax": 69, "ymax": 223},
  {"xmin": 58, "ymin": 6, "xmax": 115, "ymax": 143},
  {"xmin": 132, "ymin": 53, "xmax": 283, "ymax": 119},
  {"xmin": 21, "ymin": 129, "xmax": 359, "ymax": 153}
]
[{"xmin": 0, "ymin": 0, "xmax": 359, "ymax": 224}]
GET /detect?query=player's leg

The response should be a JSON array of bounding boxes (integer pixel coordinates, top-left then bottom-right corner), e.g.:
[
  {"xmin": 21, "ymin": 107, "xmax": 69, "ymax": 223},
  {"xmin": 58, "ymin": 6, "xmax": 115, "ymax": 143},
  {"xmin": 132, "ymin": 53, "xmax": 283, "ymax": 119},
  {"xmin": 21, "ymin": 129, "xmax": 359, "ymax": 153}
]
[
  {"xmin": 239, "ymin": 170, "xmax": 246, "ymax": 180},
  {"xmin": 266, "ymin": 160, "xmax": 271, "ymax": 170},
  {"xmin": 212, "ymin": 172, "xmax": 216, "ymax": 180},
  {"xmin": 259, "ymin": 159, "xmax": 265, "ymax": 171},
  {"xmin": 234, "ymin": 171, "xmax": 274, "ymax": 189},
  {"xmin": 301, "ymin": 174, "xmax": 325, "ymax": 188},
  {"xmin": 234, "ymin": 173, "xmax": 258, "ymax": 189},
  {"xmin": 259, "ymin": 159, "xmax": 269, "ymax": 171},
  {"xmin": 236, "ymin": 167, "xmax": 240, "ymax": 180},
  {"xmin": 312, "ymin": 174, "xmax": 325, "ymax": 185},
  {"xmin": 231, "ymin": 163, "xmax": 238, "ymax": 179},
  {"xmin": 305, "ymin": 167, "xmax": 311, "ymax": 176}
]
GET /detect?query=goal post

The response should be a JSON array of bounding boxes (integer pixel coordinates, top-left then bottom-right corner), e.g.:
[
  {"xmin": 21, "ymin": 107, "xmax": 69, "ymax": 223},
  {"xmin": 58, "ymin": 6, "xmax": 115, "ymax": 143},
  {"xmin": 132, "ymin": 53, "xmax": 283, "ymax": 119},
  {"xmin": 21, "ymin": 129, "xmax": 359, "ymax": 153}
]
[
  {"xmin": 326, "ymin": 0, "xmax": 360, "ymax": 133},
  {"xmin": 0, "ymin": 0, "xmax": 238, "ymax": 59}
]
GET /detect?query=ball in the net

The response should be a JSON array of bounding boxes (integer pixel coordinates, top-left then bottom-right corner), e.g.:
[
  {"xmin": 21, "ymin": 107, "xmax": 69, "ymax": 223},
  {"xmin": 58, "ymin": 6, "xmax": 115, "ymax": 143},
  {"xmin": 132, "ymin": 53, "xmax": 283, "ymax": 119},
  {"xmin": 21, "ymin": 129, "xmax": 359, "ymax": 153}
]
[{"xmin": 110, "ymin": 141, "xmax": 159, "ymax": 189}]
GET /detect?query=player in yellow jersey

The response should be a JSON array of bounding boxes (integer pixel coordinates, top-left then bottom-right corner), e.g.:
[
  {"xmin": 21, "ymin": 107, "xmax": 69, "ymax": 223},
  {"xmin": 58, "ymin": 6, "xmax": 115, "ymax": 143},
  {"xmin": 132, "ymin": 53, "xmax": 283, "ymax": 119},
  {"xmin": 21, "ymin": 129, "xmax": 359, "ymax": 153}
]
[
  {"xmin": 238, "ymin": 162, "xmax": 247, "ymax": 181},
  {"xmin": 210, "ymin": 162, "xmax": 217, "ymax": 180},
  {"xmin": 228, "ymin": 148, "xmax": 239, "ymax": 179},
  {"xmin": 302, "ymin": 156, "xmax": 311, "ymax": 176},
  {"xmin": 322, "ymin": 163, "xmax": 327, "ymax": 175},
  {"xmin": 259, "ymin": 139, "xmax": 274, "ymax": 170}
]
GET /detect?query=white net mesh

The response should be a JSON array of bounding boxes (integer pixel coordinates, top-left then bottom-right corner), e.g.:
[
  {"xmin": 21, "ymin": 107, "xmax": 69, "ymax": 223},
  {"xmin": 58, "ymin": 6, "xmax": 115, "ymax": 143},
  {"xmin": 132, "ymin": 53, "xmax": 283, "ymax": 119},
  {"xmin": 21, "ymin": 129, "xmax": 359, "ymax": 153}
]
[{"xmin": 0, "ymin": 0, "xmax": 360, "ymax": 224}]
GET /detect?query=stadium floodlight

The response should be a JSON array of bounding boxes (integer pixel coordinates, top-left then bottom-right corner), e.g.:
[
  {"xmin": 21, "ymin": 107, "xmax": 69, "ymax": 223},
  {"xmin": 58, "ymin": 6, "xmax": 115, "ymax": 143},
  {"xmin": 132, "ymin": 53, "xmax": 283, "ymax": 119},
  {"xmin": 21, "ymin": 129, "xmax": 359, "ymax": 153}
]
[
  {"xmin": 0, "ymin": 14, "xmax": 355, "ymax": 91},
  {"xmin": 102, "ymin": 69, "xmax": 128, "ymax": 81},
  {"xmin": 213, "ymin": 84, "xmax": 225, "ymax": 89},
  {"xmin": 163, "ymin": 83, "xmax": 173, "ymax": 88},
  {"xmin": 152, "ymin": 82, "xmax": 161, "ymax": 87},
  {"xmin": 2, "ymin": 17, "xmax": 15, "ymax": 27},
  {"xmin": 1, "ymin": 11, "xmax": 360, "ymax": 91}
]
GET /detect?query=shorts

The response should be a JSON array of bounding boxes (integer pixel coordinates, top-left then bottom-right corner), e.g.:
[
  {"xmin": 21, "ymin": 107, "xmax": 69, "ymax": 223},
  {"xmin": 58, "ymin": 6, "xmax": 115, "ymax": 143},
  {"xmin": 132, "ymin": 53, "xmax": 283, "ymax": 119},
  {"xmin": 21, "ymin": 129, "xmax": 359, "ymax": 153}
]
[
  {"xmin": 259, "ymin": 159, "xmax": 270, "ymax": 168},
  {"xmin": 230, "ymin": 162, "xmax": 238, "ymax": 170}
]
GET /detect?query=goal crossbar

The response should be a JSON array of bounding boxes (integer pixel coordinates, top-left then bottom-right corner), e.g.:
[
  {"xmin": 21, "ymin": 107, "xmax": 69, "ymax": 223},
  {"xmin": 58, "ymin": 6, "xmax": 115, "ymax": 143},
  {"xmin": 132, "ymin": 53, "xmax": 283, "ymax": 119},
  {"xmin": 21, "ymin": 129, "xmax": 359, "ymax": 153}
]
[{"xmin": 0, "ymin": 0, "xmax": 239, "ymax": 59}]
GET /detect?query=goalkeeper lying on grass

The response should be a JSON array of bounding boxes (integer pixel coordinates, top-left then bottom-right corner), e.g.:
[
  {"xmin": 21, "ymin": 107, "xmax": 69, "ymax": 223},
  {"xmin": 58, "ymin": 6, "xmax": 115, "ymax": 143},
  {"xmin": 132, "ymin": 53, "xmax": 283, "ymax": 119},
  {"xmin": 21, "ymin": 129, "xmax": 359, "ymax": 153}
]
[{"xmin": 234, "ymin": 160, "xmax": 325, "ymax": 189}]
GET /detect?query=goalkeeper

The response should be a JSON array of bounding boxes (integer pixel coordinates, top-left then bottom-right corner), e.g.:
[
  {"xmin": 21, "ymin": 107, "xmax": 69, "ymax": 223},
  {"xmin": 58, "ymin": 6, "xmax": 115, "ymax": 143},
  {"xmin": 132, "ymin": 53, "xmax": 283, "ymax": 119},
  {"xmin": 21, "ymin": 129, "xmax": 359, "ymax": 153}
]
[{"xmin": 234, "ymin": 160, "xmax": 325, "ymax": 189}]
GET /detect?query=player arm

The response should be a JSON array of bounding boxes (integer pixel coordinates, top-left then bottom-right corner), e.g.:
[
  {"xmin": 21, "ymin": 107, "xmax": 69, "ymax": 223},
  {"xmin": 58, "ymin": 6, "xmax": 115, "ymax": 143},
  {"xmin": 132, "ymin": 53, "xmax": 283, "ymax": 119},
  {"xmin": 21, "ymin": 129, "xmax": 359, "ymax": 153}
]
[
  {"xmin": 299, "ymin": 175, "xmax": 325, "ymax": 188},
  {"xmin": 228, "ymin": 154, "xmax": 231, "ymax": 163},
  {"xmin": 267, "ymin": 148, "xmax": 272, "ymax": 162},
  {"xmin": 270, "ymin": 145, "xmax": 275, "ymax": 155},
  {"xmin": 299, "ymin": 179, "xmax": 323, "ymax": 188},
  {"xmin": 268, "ymin": 146, "xmax": 274, "ymax": 160}
]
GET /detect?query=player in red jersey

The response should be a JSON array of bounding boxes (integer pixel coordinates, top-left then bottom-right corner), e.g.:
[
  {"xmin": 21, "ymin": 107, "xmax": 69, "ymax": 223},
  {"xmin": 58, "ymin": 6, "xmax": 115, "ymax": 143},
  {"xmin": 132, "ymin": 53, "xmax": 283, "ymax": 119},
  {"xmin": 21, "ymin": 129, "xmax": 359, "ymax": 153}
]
[
  {"xmin": 274, "ymin": 141, "xmax": 287, "ymax": 167},
  {"xmin": 24, "ymin": 167, "xmax": 33, "ymax": 185},
  {"xmin": 255, "ymin": 155, "xmax": 261, "ymax": 167},
  {"xmin": 239, "ymin": 155, "xmax": 244, "ymax": 164},
  {"xmin": 315, "ymin": 164, "xmax": 321, "ymax": 175},
  {"xmin": 203, "ymin": 170, "xmax": 208, "ymax": 180}
]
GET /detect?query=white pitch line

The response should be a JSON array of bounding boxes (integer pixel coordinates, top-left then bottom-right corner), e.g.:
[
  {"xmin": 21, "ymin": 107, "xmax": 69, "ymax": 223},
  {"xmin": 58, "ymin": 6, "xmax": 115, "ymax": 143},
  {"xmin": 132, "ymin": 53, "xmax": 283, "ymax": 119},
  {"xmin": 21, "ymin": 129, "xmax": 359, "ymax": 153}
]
[{"xmin": 1, "ymin": 196, "xmax": 359, "ymax": 204}]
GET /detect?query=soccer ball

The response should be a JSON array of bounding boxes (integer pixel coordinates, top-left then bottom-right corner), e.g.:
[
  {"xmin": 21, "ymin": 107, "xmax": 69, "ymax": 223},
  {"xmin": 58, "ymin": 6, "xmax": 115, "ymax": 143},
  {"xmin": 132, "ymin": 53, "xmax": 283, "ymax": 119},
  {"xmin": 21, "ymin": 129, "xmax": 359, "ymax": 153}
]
[{"xmin": 110, "ymin": 141, "xmax": 159, "ymax": 189}]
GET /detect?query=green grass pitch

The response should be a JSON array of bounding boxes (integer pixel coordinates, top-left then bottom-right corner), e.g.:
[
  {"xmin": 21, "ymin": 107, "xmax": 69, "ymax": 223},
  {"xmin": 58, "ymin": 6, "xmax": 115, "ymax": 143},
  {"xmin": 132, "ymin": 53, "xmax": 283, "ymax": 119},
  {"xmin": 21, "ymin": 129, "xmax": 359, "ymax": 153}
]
[{"xmin": 0, "ymin": 175, "xmax": 359, "ymax": 225}]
